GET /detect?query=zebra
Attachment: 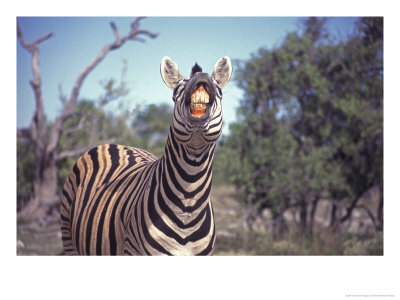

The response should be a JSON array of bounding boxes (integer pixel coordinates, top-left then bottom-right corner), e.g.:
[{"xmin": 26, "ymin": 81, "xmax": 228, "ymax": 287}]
[{"xmin": 60, "ymin": 56, "xmax": 232, "ymax": 255}]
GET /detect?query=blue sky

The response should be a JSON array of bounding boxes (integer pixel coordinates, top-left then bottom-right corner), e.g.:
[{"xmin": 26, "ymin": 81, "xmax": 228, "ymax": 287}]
[{"xmin": 17, "ymin": 17, "xmax": 358, "ymax": 133}]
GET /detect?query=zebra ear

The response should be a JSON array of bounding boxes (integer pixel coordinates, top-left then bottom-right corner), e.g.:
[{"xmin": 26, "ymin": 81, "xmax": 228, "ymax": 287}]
[
  {"xmin": 211, "ymin": 57, "xmax": 232, "ymax": 88},
  {"xmin": 160, "ymin": 56, "xmax": 183, "ymax": 89}
]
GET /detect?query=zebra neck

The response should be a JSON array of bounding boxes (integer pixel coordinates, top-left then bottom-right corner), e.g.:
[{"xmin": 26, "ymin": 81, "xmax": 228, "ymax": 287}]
[{"xmin": 160, "ymin": 133, "xmax": 215, "ymax": 204}]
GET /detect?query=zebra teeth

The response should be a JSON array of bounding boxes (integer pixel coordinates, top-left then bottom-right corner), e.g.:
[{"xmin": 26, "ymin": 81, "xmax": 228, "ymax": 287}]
[
  {"xmin": 190, "ymin": 104, "xmax": 206, "ymax": 117},
  {"xmin": 190, "ymin": 85, "xmax": 210, "ymax": 117},
  {"xmin": 190, "ymin": 85, "xmax": 209, "ymax": 104},
  {"xmin": 190, "ymin": 103, "xmax": 206, "ymax": 109}
]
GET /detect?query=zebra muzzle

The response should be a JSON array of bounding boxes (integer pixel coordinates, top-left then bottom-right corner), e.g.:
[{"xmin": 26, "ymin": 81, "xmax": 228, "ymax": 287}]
[{"xmin": 190, "ymin": 85, "xmax": 209, "ymax": 117}]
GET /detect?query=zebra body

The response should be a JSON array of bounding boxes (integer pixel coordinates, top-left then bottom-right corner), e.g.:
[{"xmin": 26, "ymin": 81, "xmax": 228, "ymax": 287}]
[{"xmin": 61, "ymin": 56, "xmax": 232, "ymax": 255}]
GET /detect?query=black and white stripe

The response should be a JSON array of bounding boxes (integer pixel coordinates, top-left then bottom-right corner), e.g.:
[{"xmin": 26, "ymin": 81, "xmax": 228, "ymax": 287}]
[{"xmin": 60, "ymin": 56, "xmax": 232, "ymax": 255}]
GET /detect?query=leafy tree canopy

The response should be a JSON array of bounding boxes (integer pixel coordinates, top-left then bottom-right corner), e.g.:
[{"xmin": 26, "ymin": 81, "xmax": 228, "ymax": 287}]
[{"xmin": 218, "ymin": 17, "xmax": 383, "ymax": 234}]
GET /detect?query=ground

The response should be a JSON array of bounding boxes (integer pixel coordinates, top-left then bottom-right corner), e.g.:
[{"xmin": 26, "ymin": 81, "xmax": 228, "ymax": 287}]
[{"xmin": 16, "ymin": 185, "xmax": 382, "ymax": 256}]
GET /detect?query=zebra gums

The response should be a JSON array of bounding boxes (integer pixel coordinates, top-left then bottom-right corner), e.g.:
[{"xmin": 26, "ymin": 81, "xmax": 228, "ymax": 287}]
[{"xmin": 60, "ymin": 56, "xmax": 232, "ymax": 255}]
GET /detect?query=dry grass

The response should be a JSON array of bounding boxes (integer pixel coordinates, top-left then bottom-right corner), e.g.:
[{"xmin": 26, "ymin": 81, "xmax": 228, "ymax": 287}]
[
  {"xmin": 17, "ymin": 220, "xmax": 63, "ymax": 255},
  {"xmin": 16, "ymin": 185, "xmax": 382, "ymax": 256},
  {"xmin": 211, "ymin": 185, "xmax": 383, "ymax": 256}
]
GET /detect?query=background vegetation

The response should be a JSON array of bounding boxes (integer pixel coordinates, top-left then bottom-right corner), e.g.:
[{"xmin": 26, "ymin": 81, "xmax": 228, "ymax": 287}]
[{"xmin": 17, "ymin": 17, "xmax": 383, "ymax": 255}]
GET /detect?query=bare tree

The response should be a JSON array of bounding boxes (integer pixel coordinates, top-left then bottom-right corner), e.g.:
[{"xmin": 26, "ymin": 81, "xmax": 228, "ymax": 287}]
[{"xmin": 17, "ymin": 18, "xmax": 157, "ymax": 223}]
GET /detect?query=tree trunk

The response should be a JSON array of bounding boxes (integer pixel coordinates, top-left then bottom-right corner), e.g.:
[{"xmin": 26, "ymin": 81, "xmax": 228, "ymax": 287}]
[
  {"xmin": 330, "ymin": 203, "xmax": 339, "ymax": 233},
  {"xmin": 308, "ymin": 197, "xmax": 319, "ymax": 238},
  {"xmin": 38, "ymin": 156, "xmax": 58, "ymax": 206},
  {"xmin": 299, "ymin": 201, "xmax": 308, "ymax": 236},
  {"xmin": 17, "ymin": 19, "xmax": 157, "ymax": 224},
  {"xmin": 376, "ymin": 184, "xmax": 383, "ymax": 231},
  {"xmin": 272, "ymin": 212, "xmax": 288, "ymax": 240},
  {"xmin": 18, "ymin": 152, "xmax": 59, "ymax": 223},
  {"xmin": 242, "ymin": 204, "xmax": 256, "ymax": 250}
]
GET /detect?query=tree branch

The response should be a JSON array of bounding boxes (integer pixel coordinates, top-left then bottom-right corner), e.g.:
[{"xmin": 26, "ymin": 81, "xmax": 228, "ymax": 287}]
[
  {"xmin": 356, "ymin": 204, "xmax": 377, "ymax": 227},
  {"xmin": 56, "ymin": 138, "xmax": 116, "ymax": 161},
  {"xmin": 17, "ymin": 24, "xmax": 32, "ymax": 51},
  {"xmin": 325, "ymin": 58, "xmax": 355, "ymax": 79},
  {"xmin": 64, "ymin": 16, "xmax": 157, "ymax": 121},
  {"xmin": 47, "ymin": 17, "xmax": 157, "ymax": 155},
  {"xmin": 130, "ymin": 17, "xmax": 145, "ymax": 30},
  {"xmin": 134, "ymin": 29, "xmax": 158, "ymax": 40},
  {"xmin": 62, "ymin": 114, "xmax": 87, "ymax": 135},
  {"xmin": 17, "ymin": 128, "xmax": 31, "ymax": 139},
  {"xmin": 340, "ymin": 191, "xmax": 364, "ymax": 223},
  {"xmin": 56, "ymin": 148, "xmax": 91, "ymax": 161},
  {"xmin": 17, "ymin": 23, "xmax": 53, "ymax": 51},
  {"xmin": 58, "ymin": 84, "xmax": 68, "ymax": 105},
  {"xmin": 33, "ymin": 32, "xmax": 54, "ymax": 46},
  {"xmin": 17, "ymin": 23, "xmax": 53, "ymax": 149},
  {"xmin": 110, "ymin": 22, "xmax": 121, "ymax": 46}
]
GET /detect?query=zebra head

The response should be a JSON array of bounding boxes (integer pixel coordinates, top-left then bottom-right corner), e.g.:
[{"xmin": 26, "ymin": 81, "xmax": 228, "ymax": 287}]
[{"xmin": 161, "ymin": 57, "xmax": 232, "ymax": 147}]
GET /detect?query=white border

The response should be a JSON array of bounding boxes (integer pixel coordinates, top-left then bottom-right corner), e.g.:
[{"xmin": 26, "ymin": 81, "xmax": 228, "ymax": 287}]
[{"xmin": 3, "ymin": 1, "xmax": 399, "ymax": 299}]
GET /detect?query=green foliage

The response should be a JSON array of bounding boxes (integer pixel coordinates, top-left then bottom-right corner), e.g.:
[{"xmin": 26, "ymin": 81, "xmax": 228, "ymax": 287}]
[
  {"xmin": 17, "ymin": 138, "xmax": 34, "ymax": 210},
  {"xmin": 342, "ymin": 232, "xmax": 383, "ymax": 255},
  {"xmin": 18, "ymin": 96, "xmax": 173, "ymax": 203},
  {"xmin": 131, "ymin": 103, "xmax": 173, "ymax": 157},
  {"xmin": 58, "ymin": 99, "xmax": 138, "ymax": 189},
  {"xmin": 217, "ymin": 17, "xmax": 383, "ymax": 241},
  {"xmin": 57, "ymin": 100, "xmax": 173, "ymax": 189}
]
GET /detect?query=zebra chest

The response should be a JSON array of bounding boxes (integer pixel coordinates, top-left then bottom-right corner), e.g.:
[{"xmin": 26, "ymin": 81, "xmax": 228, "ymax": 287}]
[
  {"xmin": 131, "ymin": 193, "xmax": 215, "ymax": 255},
  {"xmin": 146, "ymin": 221, "xmax": 214, "ymax": 256}
]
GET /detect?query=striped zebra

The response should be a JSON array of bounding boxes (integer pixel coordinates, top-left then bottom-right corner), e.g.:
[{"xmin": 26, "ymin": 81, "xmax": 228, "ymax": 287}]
[{"xmin": 60, "ymin": 56, "xmax": 232, "ymax": 255}]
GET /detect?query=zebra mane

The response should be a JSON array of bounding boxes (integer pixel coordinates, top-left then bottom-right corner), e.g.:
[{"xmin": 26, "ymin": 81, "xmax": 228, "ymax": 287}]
[{"xmin": 191, "ymin": 63, "xmax": 202, "ymax": 76}]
